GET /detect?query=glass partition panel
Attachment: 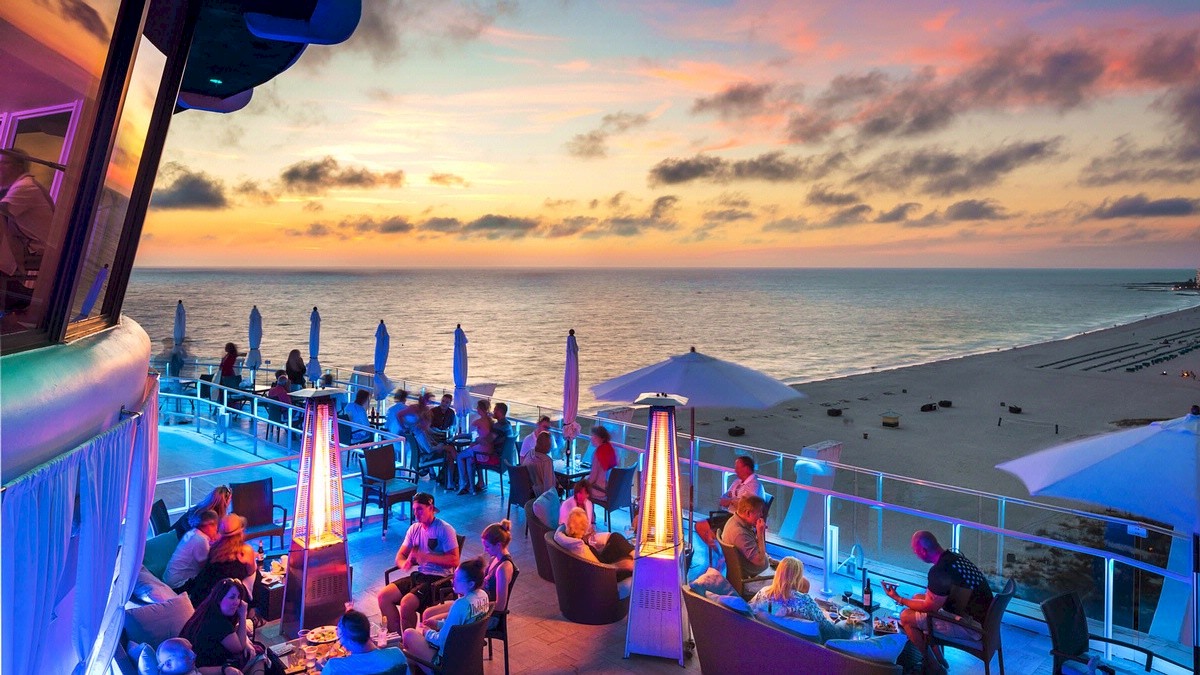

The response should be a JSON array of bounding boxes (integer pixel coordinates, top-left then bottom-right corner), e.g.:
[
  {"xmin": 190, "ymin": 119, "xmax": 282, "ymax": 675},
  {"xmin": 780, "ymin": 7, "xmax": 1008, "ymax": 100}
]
[
  {"xmin": 0, "ymin": 0, "xmax": 120, "ymax": 340},
  {"xmin": 69, "ymin": 34, "xmax": 167, "ymax": 324}
]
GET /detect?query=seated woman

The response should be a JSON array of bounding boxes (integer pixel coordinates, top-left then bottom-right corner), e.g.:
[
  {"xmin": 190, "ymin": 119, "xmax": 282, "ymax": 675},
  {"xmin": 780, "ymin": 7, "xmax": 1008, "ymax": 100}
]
[
  {"xmin": 552, "ymin": 507, "xmax": 634, "ymax": 579},
  {"xmin": 422, "ymin": 520, "xmax": 517, "ymax": 631},
  {"xmin": 402, "ymin": 558, "xmax": 490, "ymax": 674},
  {"xmin": 455, "ymin": 399, "xmax": 493, "ymax": 495},
  {"xmin": 173, "ymin": 486, "xmax": 232, "ymax": 538},
  {"xmin": 585, "ymin": 426, "xmax": 617, "ymax": 500},
  {"xmin": 179, "ymin": 578, "xmax": 263, "ymax": 675},
  {"xmin": 749, "ymin": 556, "xmax": 851, "ymax": 642},
  {"xmin": 190, "ymin": 515, "xmax": 257, "ymax": 607},
  {"xmin": 521, "ymin": 432, "xmax": 555, "ymax": 495}
]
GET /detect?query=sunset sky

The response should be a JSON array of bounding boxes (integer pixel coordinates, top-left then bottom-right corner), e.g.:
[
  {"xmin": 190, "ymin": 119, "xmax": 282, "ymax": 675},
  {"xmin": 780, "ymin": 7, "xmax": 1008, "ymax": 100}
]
[{"xmin": 141, "ymin": 0, "xmax": 1200, "ymax": 268}]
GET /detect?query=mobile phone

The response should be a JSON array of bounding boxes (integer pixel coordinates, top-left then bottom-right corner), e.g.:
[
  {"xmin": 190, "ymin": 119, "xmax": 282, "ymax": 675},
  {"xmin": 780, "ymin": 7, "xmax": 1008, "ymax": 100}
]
[{"xmin": 881, "ymin": 580, "xmax": 898, "ymax": 592}]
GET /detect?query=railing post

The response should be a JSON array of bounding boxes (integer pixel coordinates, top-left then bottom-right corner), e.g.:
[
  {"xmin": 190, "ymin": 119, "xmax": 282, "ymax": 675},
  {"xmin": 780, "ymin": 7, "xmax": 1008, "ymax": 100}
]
[
  {"xmin": 951, "ymin": 522, "xmax": 962, "ymax": 553},
  {"xmin": 822, "ymin": 494, "xmax": 836, "ymax": 595},
  {"xmin": 875, "ymin": 472, "xmax": 884, "ymax": 558},
  {"xmin": 996, "ymin": 498, "xmax": 1007, "ymax": 573},
  {"xmin": 1104, "ymin": 557, "xmax": 1115, "ymax": 660},
  {"xmin": 184, "ymin": 477, "xmax": 192, "ymax": 511},
  {"xmin": 251, "ymin": 398, "xmax": 259, "ymax": 457}
]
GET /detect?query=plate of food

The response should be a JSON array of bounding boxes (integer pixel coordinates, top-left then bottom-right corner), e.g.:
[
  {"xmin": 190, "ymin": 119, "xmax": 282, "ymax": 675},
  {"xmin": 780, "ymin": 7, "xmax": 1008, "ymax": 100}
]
[
  {"xmin": 305, "ymin": 625, "xmax": 338, "ymax": 644},
  {"xmin": 839, "ymin": 606, "xmax": 870, "ymax": 623},
  {"xmin": 874, "ymin": 617, "xmax": 900, "ymax": 634}
]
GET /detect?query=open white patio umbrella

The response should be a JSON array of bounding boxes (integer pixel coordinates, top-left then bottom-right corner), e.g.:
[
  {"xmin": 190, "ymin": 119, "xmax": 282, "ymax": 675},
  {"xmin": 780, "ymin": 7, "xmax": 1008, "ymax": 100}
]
[
  {"xmin": 306, "ymin": 306, "xmax": 322, "ymax": 383},
  {"xmin": 591, "ymin": 347, "xmax": 806, "ymax": 552},
  {"xmin": 373, "ymin": 319, "xmax": 393, "ymax": 401},
  {"xmin": 996, "ymin": 407, "xmax": 1200, "ymax": 673},
  {"xmin": 245, "ymin": 305, "xmax": 263, "ymax": 380},
  {"xmin": 453, "ymin": 324, "xmax": 470, "ymax": 434},
  {"xmin": 563, "ymin": 329, "xmax": 582, "ymax": 455}
]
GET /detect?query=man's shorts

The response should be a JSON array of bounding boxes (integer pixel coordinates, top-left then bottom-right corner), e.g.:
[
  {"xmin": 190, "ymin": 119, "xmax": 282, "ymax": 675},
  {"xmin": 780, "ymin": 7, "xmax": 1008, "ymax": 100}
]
[
  {"xmin": 391, "ymin": 571, "xmax": 451, "ymax": 611},
  {"xmin": 910, "ymin": 611, "xmax": 981, "ymax": 642}
]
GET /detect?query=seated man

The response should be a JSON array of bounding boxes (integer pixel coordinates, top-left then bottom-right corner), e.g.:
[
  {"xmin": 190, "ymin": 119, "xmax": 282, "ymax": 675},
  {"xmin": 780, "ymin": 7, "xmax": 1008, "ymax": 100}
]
[
  {"xmin": 428, "ymin": 393, "xmax": 456, "ymax": 443},
  {"xmin": 321, "ymin": 609, "xmax": 406, "ymax": 675},
  {"xmin": 376, "ymin": 493, "xmax": 460, "ymax": 634},
  {"xmin": 521, "ymin": 431, "xmax": 556, "ymax": 495},
  {"xmin": 696, "ymin": 455, "xmax": 765, "ymax": 549},
  {"xmin": 886, "ymin": 530, "xmax": 994, "ymax": 659},
  {"xmin": 520, "ymin": 416, "xmax": 553, "ymax": 462},
  {"xmin": 488, "ymin": 402, "xmax": 515, "ymax": 467},
  {"xmin": 559, "ymin": 479, "xmax": 595, "ymax": 526},
  {"xmin": 162, "ymin": 509, "xmax": 219, "ymax": 592},
  {"xmin": 155, "ymin": 637, "xmax": 204, "ymax": 675},
  {"xmin": 266, "ymin": 370, "xmax": 291, "ymax": 405},
  {"xmin": 344, "ymin": 389, "xmax": 373, "ymax": 444},
  {"xmin": 718, "ymin": 494, "xmax": 770, "ymax": 577}
]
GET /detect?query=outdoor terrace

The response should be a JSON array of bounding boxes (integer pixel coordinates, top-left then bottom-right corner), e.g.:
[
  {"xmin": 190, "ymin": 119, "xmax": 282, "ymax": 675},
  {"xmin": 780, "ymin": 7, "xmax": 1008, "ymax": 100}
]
[{"xmin": 152, "ymin": 369, "xmax": 1194, "ymax": 674}]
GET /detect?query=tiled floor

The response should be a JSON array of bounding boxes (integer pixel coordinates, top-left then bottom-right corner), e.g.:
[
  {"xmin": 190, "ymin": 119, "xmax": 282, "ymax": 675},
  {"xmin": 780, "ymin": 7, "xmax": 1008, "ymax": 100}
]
[{"xmin": 165, "ymin": 421, "xmax": 1113, "ymax": 675}]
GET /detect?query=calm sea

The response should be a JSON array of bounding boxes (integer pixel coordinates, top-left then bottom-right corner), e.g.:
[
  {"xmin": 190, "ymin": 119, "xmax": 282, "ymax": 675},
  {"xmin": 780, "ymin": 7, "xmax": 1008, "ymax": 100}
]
[{"xmin": 124, "ymin": 268, "xmax": 1199, "ymax": 413}]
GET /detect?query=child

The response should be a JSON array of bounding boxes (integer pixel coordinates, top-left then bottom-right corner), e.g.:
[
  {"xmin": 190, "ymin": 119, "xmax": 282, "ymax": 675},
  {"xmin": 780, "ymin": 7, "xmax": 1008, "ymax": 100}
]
[{"xmin": 401, "ymin": 558, "xmax": 489, "ymax": 673}]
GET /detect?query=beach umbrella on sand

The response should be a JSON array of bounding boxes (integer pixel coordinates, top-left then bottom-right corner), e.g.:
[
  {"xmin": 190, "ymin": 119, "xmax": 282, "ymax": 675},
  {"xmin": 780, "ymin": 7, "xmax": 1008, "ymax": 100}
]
[
  {"xmin": 306, "ymin": 306, "xmax": 322, "ymax": 383},
  {"xmin": 373, "ymin": 320, "xmax": 393, "ymax": 401},
  {"xmin": 563, "ymin": 330, "xmax": 582, "ymax": 452},
  {"xmin": 171, "ymin": 299, "xmax": 186, "ymax": 357},
  {"xmin": 591, "ymin": 347, "xmax": 806, "ymax": 552},
  {"xmin": 245, "ymin": 306, "xmax": 263, "ymax": 378},
  {"xmin": 453, "ymin": 324, "xmax": 470, "ymax": 435},
  {"xmin": 996, "ymin": 407, "xmax": 1200, "ymax": 673}
]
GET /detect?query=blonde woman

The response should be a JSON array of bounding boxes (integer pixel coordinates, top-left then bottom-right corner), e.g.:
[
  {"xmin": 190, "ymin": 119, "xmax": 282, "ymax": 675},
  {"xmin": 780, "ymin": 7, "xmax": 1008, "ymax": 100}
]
[
  {"xmin": 749, "ymin": 556, "xmax": 849, "ymax": 640},
  {"xmin": 553, "ymin": 506, "xmax": 634, "ymax": 577},
  {"xmin": 190, "ymin": 515, "xmax": 257, "ymax": 606}
]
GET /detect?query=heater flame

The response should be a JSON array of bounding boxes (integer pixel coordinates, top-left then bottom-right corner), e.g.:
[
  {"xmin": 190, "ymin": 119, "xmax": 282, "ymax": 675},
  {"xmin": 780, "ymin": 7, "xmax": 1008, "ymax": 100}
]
[{"xmin": 294, "ymin": 397, "xmax": 346, "ymax": 549}]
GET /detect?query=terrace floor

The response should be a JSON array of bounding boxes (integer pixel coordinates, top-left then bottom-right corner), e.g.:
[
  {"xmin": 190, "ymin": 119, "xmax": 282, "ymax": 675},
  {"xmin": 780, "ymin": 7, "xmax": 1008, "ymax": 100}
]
[{"xmin": 155, "ymin": 417, "xmax": 1121, "ymax": 675}]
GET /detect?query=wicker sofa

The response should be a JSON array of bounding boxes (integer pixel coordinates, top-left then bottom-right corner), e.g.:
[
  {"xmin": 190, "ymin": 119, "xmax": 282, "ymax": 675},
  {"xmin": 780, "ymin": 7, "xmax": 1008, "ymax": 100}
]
[
  {"xmin": 682, "ymin": 587, "xmax": 903, "ymax": 675},
  {"xmin": 543, "ymin": 532, "xmax": 630, "ymax": 625}
]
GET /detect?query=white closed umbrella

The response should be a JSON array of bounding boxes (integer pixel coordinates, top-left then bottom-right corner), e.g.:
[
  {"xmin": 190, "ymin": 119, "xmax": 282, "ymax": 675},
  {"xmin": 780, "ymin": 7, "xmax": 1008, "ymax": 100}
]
[
  {"xmin": 453, "ymin": 324, "xmax": 470, "ymax": 434},
  {"xmin": 373, "ymin": 320, "xmax": 393, "ymax": 401},
  {"xmin": 306, "ymin": 306, "xmax": 322, "ymax": 383},
  {"xmin": 997, "ymin": 407, "xmax": 1200, "ymax": 673},
  {"xmin": 563, "ymin": 329, "xmax": 581, "ymax": 455},
  {"xmin": 592, "ymin": 346, "xmax": 805, "ymax": 552},
  {"xmin": 246, "ymin": 305, "xmax": 263, "ymax": 378},
  {"xmin": 172, "ymin": 299, "xmax": 186, "ymax": 357}
]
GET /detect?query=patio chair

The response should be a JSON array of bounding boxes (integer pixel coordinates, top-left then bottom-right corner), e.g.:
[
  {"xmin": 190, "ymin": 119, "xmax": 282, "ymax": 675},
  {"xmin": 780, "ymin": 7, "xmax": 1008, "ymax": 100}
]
[
  {"xmin": 506, "ymin": 465, "xmax": 536, "ymax": 525},
  {"xmin": 263, "ymin": 401, "xmax": 291, "ymax": 443},
  {"xmin": 593, "ymin": 465, "xmax": 636, "ymax": 531},
  {"xmin": 358, "ymin": 445, "xmax": 418, "ymax": 537},
  {"xmin": 1040, "ymin": 591, "xmax": 1157, "ymax": 674},
  {"xmin": 718, "ymin": 539, "xmax": 774, "ymax": 599},
  {"xmin": 544, "ymin": 532, "xmax": 629, "ymax": 625},
  {"xmin": 401, "ymin": 428, "xmax": 445, "ymax": 480},
  {"xmin": 402, "ymin": 608, "xmax": 492, "ymax": 675},
  {"xmin": 230, "ymin": 478, "xmax": 288, "ymax": 550},
  {"xmin": 925, "ymin": 577, "xmax": 1015, "ymax": 675},
  {"xmin": 149, "ymin": 499, "xmax": 171, "ymax": 537},
  {"xmin": 486, "ymin": 562, "xmax": 520, "ymax": 675}
]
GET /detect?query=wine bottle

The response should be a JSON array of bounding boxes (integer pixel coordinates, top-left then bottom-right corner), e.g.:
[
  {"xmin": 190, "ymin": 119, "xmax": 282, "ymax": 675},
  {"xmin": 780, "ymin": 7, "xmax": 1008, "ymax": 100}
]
[{"xmin": 863, "ymin": 575, "xmax": 873, "ymax": 608}]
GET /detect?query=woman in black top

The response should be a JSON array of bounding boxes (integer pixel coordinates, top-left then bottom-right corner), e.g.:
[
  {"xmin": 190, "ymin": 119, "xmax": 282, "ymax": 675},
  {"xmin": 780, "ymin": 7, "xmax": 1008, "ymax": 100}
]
[
  {"xmin": 285, "ymin": 349, "xmax": 306, "ymax": 389},
  {"xmin": 179, "ymin": 578, "xmax": 260, "ymax": 674}
]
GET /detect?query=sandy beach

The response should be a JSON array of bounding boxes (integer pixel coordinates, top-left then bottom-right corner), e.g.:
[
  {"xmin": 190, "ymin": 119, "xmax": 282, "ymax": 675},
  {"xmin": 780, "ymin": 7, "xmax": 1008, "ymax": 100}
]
[{"xmin": 689, "ymin": 302, "xmax": 1200, "ymax": 504}]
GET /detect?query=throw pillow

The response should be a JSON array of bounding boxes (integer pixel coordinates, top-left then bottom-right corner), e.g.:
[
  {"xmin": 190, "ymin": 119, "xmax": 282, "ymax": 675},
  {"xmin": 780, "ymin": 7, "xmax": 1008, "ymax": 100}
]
[
  {"xmin": 688, "ymin": 567, "xmax": 735, "ymax": 597},
  {"xmin": 132, "ymin": 565, "xmax": 177, "ymax": 604},
  {"xmin": 124, "ymin": 593, "xmax": 195, "ymax": 649},
  {"xmin": 142, "ymin": 531, "xmax": 180, "ymax": 580},
  {"xmin": 713, "ymin": 594, "xmax": 751, "ymax": 613},
  {"xmin": 532, "ymin": 490, "xmax": 561, "ymax": 529},
  {"xmin": 137, "ymin": 644, "xmax": 159, "ymax": 675},
  {"xmin": 757, "ymin": 612, "xmax": 822, "ymax": 641},
  {"xmin": 826, "ymin": 633, "xmax": 909, "ymax": 664}
]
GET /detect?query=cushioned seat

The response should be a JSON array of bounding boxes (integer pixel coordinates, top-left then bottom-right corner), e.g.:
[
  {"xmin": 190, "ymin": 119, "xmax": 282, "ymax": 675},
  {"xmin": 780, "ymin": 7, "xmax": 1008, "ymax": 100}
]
[
  {"xmin": 525, "ymin": 497, "xmax": 556, "ymax": 582},
  {"xmin": 543, "ymin": 532, "xmax": 629, "ymax": 625}
]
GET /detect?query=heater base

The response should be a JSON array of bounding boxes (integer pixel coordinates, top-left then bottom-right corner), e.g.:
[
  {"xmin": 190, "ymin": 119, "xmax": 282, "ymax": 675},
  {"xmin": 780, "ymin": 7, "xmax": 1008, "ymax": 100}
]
[
  {"xmin": 624, "ymin": 555, "xmax": 687, "ymax": 665},
  {"xmin": 281, "ymin": 541, "xmax": 351, "ymax": 638}
]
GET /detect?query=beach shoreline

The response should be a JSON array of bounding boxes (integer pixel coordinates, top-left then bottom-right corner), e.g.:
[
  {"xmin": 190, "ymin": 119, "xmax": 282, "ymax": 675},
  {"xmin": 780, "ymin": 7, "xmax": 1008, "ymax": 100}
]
[{"xmin": 687, "ymin": 302, "xmax": 1200, "ymax": 502}]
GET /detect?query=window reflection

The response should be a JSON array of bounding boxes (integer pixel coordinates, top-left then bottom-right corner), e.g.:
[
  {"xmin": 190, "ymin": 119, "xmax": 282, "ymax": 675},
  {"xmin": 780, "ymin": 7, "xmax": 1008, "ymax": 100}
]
[
  {"xmin": 70, "ymin": 35, "xmax": 167, "ymax": 324},
  {"xmin": 0, "ymin": 0, "xmax": 119, "ymax": 334}
]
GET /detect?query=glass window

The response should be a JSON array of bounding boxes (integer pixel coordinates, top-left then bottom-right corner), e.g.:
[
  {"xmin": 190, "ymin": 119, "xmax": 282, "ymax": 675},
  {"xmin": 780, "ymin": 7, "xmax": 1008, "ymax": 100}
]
[
  {"xmin": 0, "ymin": 0, "xmax": 122, "ymax": 339},
  {"xmin": 68, "ymin": 35, "xmax": 167, "ymax": 325}
]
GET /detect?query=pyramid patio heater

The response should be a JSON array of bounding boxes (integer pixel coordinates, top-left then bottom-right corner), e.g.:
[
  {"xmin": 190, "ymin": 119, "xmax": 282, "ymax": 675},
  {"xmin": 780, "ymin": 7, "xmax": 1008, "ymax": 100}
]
[
  {"xmin": 625, "ymin": 393, "xmax": 689, "ymax": 665},
  {"xmin": 282, "ymin": 387, "xmax": 352, "ymax": 638}
]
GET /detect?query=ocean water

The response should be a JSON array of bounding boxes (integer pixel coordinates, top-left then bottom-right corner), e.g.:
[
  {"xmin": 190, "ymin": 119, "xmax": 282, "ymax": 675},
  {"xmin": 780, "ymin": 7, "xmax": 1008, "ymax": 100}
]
[{"xmin": 124, "ymin": 268, "xmax": 1198, "ymax": 413}]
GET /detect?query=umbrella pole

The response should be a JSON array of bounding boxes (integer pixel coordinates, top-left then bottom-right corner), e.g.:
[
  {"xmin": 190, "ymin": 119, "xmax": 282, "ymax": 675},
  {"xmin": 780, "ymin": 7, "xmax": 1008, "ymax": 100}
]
[{"xmin": 687, "ymin": 407, "xmax": 696, "ymax": 561}]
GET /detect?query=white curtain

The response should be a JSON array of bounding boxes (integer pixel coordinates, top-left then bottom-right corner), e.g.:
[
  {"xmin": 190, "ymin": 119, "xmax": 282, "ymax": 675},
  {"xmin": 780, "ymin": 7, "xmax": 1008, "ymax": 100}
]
[
  {"xmin": 72, "ymin": 418, "xmax": 136, "ymax": 673},
  {"xmin": 84, "ymin": 383, "xmax": 160, "ymax": 673},
  {"xmin": 1, "ymin": 450, "xmax": 82, "ymax": 674}
]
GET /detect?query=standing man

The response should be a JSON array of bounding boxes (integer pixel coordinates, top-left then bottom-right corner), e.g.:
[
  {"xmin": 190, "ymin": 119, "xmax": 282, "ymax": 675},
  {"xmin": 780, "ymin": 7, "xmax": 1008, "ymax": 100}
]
[
  {"xmin": 162, "ymin": 509, "xmax": 219, "ymax": 592},
  {"xmin": 884, "ymin": 530, "xmax": 994, "ymax": 660},
  {"xmin": 696, "ymin": 455, "xmax": 765, "ymax": 548},
  {"xmin": 0, "ymin": 149, "xmax": 54, "ymax": 310},
  {"xmin": 718, "ymin": 494, "xmax": 770, "ymax": 577},
  {"xmin": 376, "ymin": 493, "xmax": 460, "ymax": 634}
]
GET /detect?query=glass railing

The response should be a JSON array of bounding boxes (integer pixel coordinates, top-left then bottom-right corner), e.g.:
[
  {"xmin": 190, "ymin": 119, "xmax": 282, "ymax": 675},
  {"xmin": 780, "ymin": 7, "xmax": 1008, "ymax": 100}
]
[{"xmin": 155, "ymin": 367, "xmax": 1194, "ymax": 672}]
